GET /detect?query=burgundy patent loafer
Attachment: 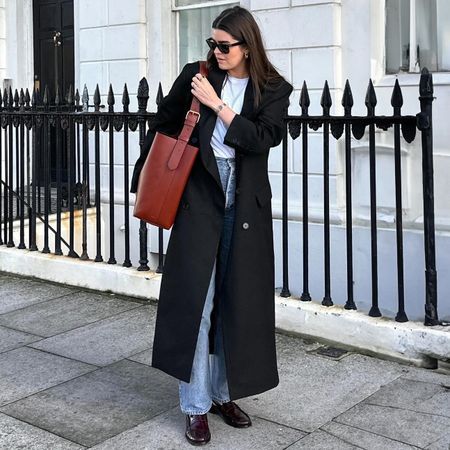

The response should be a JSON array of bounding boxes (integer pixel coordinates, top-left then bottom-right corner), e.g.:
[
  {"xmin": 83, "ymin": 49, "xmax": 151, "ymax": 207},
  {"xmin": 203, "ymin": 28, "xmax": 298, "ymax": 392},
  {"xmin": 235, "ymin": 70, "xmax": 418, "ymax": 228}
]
[
  {"xmin": 209, "ymin": 400, "xmax": 252, "ymax": 428},
  {"xmin": 185, "ymin": 413, "xmax": 211, "ymax": 446}
]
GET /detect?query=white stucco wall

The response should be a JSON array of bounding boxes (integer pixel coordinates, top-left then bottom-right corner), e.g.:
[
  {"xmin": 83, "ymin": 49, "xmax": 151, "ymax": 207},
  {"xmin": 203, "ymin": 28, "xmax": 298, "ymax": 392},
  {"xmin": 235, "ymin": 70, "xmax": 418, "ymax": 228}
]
[
  {"xmin": 1, "ymin": 0, "xmax": 33, "ymax": 91},
  {"xmin": 0, "ymin": 0, "xmax": 6, "ymax": 85}
]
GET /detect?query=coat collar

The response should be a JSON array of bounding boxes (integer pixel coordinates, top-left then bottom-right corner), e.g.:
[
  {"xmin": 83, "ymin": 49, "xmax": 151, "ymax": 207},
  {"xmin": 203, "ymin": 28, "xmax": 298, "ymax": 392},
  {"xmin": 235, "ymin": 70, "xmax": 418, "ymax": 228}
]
[{"xmin": 198, "ymin": 65, "xmax": 254, "ymax": 196}]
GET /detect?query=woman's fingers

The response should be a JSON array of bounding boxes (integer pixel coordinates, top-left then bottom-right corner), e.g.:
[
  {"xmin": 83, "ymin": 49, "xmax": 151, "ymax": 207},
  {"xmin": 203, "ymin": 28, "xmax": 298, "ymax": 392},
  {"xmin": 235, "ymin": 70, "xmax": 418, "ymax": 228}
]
[
  {"xmin": 191, "ymin": 76, "xmax": 208, "ymax": 97},
  {"xmin": 191, "ymin": 73, "xmax": 219, "ymax": 109}
]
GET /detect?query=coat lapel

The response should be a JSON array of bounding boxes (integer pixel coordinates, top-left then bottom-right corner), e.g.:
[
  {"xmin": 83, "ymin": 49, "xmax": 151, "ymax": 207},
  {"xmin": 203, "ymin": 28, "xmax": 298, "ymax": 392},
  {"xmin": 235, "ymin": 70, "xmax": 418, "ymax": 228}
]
[
  {"xmin": 198, "ymin": 68, "xmax": 226, "ymax": 195},
  {"xmin": 198, "ymin": 66, "xmax": 254, "ymax": 196},
  {"xmin": 239, "ymin": 78, "xmax": 254, "ymax": 119}
]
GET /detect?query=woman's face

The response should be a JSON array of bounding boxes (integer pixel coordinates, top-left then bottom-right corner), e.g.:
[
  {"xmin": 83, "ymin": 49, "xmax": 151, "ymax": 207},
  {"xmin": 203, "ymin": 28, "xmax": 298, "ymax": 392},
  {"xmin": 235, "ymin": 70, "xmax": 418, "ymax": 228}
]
[{"xmin": 210, "ymin": 28, "xmax": 248, "ymax": 75}]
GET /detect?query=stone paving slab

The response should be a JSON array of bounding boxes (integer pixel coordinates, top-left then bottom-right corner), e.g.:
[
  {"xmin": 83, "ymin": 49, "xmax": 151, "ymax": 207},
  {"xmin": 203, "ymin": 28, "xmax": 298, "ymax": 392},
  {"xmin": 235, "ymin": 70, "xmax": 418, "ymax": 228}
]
[
  {"xmin": 0, "ymin": 274, "xmax": 76, "ymax": 314},
  {"xmin": 1, "ymin": 272, "xmax": 450, "ymax": 449},
  {"xmin": 0, "ymin": 412, "xmax": 84, "ymax": 450},
  {"xmin": 0, "ymin": 359, "xmax": 178, "ymax": 448},
  {"xmin": 398, "ymin": 365, "xmax": 450, "ymax": 387},
  {"xmin": 0, "ymin": 346, "xmax": 96, "ymax": 407},
  {"xmin": 238, "ymin": 333, "xmax": 405, "ymax": 432},
  {"xmin": 320, "ymin": 421, "xmax": 420, "ymax": 450},
  {"xmin": 29, "ymin": 306, "xmax": 155, "ymax": 366},
  {"xmin": 285, "ymin": 429, "xmax": 360, "ymax": 449},
  {"xmin": 334, "ymin": 403, "xmax": 450, "ymax": 449},
  {"xmin": 425, "ymin": 432, "xmax": 450, "ymax": 450},
  {"xmin": 128, "ymin": 348, "xmax": 152, "ymax": 366},
  {"xmin": 90, "ymin": 405, "xmax": 306, "ymax": 450},
  {"xmin": 0, "ymin": 290, "xmax": 142, "ymax": 337},
  {"xmin": 0, "ymin": 324, "xmax": 42, "ymax": 353},
  {"xmin": 365, "ymin": 377, "xmax": 450, "ymax": 418}
]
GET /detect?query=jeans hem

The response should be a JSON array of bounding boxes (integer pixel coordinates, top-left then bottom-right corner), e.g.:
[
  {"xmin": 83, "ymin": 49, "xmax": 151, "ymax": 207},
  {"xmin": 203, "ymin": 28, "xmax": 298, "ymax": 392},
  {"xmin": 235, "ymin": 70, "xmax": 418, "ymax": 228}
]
[
  {"xmin": 211, "ymin": 397, "xmax": 231, "ymax": 404},
  {"xmin": 180, "ymin": 405, "xmax": 212, "ymax": 415}
]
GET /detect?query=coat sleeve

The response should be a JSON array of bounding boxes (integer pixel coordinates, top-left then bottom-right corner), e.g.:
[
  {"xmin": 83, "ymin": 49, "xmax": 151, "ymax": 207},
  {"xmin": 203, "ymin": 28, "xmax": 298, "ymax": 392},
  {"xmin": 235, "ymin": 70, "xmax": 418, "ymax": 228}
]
[
  {"xmin": 130, "ymin": 62, "xmax": 196, "ymax": 193},
  {"xmin": 223, "ymin": 80, "xmax": 293, "ymax": 156}
]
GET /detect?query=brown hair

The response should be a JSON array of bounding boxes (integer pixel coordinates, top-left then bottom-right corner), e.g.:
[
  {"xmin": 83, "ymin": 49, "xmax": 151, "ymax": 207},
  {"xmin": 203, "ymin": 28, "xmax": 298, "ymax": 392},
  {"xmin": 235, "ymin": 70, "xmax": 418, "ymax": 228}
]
[{"xmin": 207, "ymin": 6, "xmax": 284, "ymax": 108}]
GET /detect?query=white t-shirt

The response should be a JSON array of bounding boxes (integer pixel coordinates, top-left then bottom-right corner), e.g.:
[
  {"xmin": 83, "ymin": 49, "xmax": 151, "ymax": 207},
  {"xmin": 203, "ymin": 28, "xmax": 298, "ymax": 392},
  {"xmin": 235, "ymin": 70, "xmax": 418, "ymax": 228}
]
[{"xmin": 211, "ymin": 74, "xmax": 249, "ymax": 158}]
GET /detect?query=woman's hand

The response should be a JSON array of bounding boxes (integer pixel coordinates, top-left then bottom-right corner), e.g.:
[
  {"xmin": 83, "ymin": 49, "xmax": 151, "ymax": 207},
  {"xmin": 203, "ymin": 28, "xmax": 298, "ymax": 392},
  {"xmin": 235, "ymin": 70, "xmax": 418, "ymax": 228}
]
[
  {"xmin": 190, "ymin": 73, "xmax": 237, "ymax": 126},
  {"xmin": 191, "ymin": 73, "xmax": 221, "ymax": 111}
]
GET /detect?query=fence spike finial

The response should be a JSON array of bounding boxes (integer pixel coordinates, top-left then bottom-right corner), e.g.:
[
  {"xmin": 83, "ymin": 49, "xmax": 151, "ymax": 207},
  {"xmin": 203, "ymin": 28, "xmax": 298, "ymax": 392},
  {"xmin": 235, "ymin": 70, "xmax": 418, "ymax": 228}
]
[
  {"xmin": 420, "ymin": 67, "xmax": 433, "ymax": 97},
  {"xmin": 122, "ymin": 83, "xmax": 130, "ymax": 111},
  {"xmin": 75, "ymin": 88, "xmax": 80, "ymax": 106},
  {"xmin": 8, "ymin": 86, "xmax": 13, "ymax": 107},
  {"xmin": 137, "ymin": 77, "xmax": 149, "ymax": 112},
  {"xmin": 67, "ymin": 84, "xmax": 74, "ymax": 105},
  {"xmin": 320, "ymin": 80, "xmax": 332, "ymax": 112},
  {"xmin": 342, "ymin": 79, "xmax": 354, "ymax": 113},
  {"xmin": 43, "ymin": 85, "xmax": 49, "ymax": 107},
  {"xmin": 2, "ymin": 88, "xmax": 6, "ymax": 108},
  {"xmin": 107, "ymin": 83, "xmax": 115, "ymax": 112},
  {"xmin": 82, "ymin": 84, "xmax": 89, "ymax": 111},
  {"xmin": 31, "ymin": 87, "xmax": 37, "ymax": 107},
  {"xmin": 156, "ymin": 82, "xmax": 164, "ymax": 106},
  {"xmin": 55, "ymin": 84, "xmax": 61, "ymax": 106},
  {"xmin": 391, "ymin": 79, "xmax": 403, "ymax": 108},
  {"xmin": 94, "ymin": 84, "xmax": 101, "ymax": 111},
  {"xmin": 300, "ymin": 81, "xmax": 310, "ymax": 112},
  {"xmin": 19, "ymin": 88, "xmax": 25, "ymax": 111},
  {"xmin": 365, "ymin": 79, "xmax": 377, "ymax": 110},
  {"xmin": 14, "ymin": 88, "xmax": 19, "ymax": 107},
  {"xmin": 25, "ymin": 88, "xmax": 31, "ymax": 107}
]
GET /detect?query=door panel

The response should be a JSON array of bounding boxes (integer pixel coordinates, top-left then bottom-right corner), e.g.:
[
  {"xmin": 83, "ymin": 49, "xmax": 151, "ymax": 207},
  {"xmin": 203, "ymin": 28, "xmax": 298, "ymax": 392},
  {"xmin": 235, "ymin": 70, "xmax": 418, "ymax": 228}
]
[{"xmin": 33, "ymin": 0, "xmax": 74, "ymax": 185}]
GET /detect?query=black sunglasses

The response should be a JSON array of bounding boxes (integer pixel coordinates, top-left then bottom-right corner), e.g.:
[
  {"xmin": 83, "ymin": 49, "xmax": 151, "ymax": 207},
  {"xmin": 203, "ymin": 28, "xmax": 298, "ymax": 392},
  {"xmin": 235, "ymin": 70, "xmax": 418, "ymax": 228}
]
[{"xmin": 205, "ymin": 37, "xmax": 245, "ymax": 54}]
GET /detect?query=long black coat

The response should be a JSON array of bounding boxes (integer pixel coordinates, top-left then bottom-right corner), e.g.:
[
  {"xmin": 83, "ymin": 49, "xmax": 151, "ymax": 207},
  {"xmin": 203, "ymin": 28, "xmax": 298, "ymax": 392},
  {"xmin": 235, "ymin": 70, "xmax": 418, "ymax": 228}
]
[{"xmin": 131, "ymin": 61, "xmax": 293, "ymax": 400}]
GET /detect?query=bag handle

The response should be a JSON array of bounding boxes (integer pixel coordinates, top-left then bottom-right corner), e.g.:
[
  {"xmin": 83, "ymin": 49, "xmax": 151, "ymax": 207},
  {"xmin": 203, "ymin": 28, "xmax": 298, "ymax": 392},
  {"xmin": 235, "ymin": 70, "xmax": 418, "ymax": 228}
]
[
  {"xmin": 186, "ymin": 60, "xmax": 208, "ymax": 119},
  {"xmin": 168, "ymin": 61, "xmax": 208, "ymax": 171}
]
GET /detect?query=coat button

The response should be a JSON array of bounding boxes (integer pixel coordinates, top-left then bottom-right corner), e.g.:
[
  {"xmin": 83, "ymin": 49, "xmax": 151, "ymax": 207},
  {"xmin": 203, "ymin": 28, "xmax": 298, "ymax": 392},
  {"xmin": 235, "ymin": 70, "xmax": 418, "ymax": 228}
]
[
  {"xmin": 191, "ymin": 137, "xmax": 198, "ymax": 144},
  {"xmin": 235, "ymin": 187, "xmax": 241, "ymax": 195},
  {"xmin": 182, "ymin": 201, "xmax": 190, "ymax": 209},
  {"xmin": 242, "ymin": 222, "xmax": 249, "ymax": 230}
]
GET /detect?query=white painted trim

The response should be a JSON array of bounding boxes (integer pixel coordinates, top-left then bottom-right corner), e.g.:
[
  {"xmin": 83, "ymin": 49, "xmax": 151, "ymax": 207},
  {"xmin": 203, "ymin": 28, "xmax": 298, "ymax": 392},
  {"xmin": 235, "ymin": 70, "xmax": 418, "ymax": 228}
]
[
  {"xmin": 1, "ymin": 246, "xmax": 448, "ymax": 367},
  {"xmin": 379, "ymin": 0, "xmax": 450, "ymax": 84},
  {"xmin": 74, "ymin": 0, "xmax": 80, "ymax": 94},
  {"xmin": 172, "ymin": 0, "xmax": 237, "ymax": 11},
  {"xmin": 375, "ymin": 72, "xmax": 450, "ymax": 88}
]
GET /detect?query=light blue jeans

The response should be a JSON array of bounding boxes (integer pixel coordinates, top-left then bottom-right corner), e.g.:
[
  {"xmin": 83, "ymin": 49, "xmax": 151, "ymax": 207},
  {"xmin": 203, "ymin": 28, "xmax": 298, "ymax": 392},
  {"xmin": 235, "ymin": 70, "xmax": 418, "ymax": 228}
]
[{"xmin": 179, "ymin": 156, "xmax": 236, "ymax": 415}]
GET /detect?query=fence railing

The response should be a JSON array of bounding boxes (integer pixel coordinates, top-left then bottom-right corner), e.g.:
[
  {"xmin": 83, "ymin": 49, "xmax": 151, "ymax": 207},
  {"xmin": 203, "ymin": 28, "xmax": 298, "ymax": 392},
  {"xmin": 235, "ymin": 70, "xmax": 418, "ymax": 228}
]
[{"xmin": 0, "ymin": 69, "xmax": 445, "ymax": 326}]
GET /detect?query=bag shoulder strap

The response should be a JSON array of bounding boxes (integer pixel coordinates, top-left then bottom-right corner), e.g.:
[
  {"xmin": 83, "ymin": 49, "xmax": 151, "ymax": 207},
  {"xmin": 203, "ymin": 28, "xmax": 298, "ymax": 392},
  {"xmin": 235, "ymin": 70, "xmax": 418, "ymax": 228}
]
[
  {"xmin": 189, "ymin": 61, "xmax": 208, "ymax": 114},
  {"xmin": 167, "ymin": 61, "xmax": 208, "ymax": 170}
]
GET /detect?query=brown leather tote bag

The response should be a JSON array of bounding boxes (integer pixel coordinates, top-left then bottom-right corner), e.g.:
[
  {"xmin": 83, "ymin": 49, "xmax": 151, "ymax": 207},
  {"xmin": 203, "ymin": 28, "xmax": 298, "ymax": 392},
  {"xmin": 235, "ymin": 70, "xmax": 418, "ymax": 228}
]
[{"xmin": 133, "ymin": 61, "xmax": 208, "ymax": 229}]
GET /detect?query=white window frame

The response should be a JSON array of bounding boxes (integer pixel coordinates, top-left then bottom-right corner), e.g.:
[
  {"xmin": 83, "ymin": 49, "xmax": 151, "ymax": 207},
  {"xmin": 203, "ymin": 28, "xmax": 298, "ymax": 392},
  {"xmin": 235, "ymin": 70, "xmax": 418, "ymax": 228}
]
[
  {"xmin": 171, "ymin": 0, "xmax": 239, "ymax": 73},
  {"xmin": 375, "ymin": 0, "xmax": 450, "ymax": 88}
]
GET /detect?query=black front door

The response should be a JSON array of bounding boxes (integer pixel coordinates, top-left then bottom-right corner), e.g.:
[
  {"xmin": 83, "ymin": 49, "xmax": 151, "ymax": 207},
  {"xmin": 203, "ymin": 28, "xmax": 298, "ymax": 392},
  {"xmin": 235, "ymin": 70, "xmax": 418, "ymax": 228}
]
[{"xmin": 33, "ymin": 0, "xmax": 74, "ymax": 185}]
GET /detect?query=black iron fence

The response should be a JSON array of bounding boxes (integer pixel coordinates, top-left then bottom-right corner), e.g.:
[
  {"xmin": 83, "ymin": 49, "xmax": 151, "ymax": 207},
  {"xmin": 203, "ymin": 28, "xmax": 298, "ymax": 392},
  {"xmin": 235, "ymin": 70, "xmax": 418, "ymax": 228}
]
[{"xmin": 0, "ymin": 69, "xmax": 445, "ymax": 326}]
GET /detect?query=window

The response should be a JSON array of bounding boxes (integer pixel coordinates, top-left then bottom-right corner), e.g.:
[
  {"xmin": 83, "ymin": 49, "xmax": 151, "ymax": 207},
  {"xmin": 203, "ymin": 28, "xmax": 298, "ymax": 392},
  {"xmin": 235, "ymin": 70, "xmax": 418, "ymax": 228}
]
[
  {"xmin": 385, "ymin": 0, "xmax": 450, "ymax": 73},
  {"xmin": 173, "ymin": 0, "xmax": 239, "ymax": 69}
]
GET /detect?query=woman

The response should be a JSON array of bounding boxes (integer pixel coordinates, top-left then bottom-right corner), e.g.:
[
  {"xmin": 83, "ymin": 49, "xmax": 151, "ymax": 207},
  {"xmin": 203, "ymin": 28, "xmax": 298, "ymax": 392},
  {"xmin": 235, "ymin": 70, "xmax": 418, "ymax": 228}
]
[{"xmin": 131, "ymin": 6, "xmax": 293, "ymax": 446}]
